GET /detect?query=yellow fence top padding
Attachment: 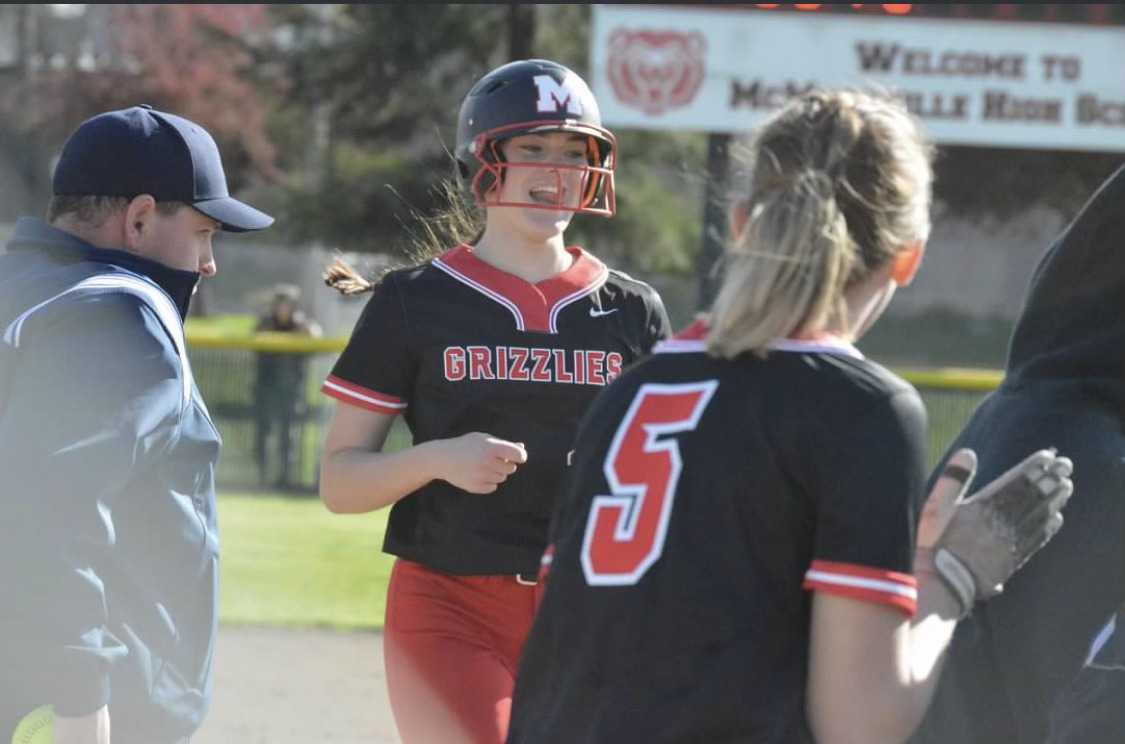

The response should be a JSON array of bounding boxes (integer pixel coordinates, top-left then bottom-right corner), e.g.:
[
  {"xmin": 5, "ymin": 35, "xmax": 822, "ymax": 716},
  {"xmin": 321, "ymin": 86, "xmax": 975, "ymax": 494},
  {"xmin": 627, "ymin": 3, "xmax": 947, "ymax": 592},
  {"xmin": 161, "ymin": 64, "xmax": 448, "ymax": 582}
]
[
  {"xmin": 184, "ymin": 332, "xmax": 1005, "ymax": 392},
  {"xmin": 896, "ymin": 367, "xmax": 1004, "ymax": 392},
  {"xmin": 185, "ymin": 331, "xmax": 348, "ymax": 353}
]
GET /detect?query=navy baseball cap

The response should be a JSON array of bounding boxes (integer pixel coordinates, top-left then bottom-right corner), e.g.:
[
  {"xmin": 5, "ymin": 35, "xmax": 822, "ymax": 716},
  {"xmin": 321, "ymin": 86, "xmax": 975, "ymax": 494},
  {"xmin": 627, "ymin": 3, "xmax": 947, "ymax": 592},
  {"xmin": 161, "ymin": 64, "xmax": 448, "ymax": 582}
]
[{"xmin": 52, "ymin": 105, "xmax": 273, "ymax": 232}]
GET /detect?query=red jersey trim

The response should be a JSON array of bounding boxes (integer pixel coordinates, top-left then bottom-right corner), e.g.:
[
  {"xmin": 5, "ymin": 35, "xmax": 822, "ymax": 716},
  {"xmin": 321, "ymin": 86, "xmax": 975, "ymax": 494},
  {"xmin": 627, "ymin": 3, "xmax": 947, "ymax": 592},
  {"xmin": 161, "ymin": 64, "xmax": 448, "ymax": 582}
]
[
  {"xmin": 803, "ymin": 560, "xmax": 918, "ymax": 617},
  {"xmin": 431, "ymin": 244, "xmax": 608, "ymax": 333},
  {"xmin": 655, "ymin": 317, "xmax": 710, "ymax": 354},
  {"xmin": 321, "ymin": 374, "xmax": 407, "ymax": 415},
  {"xmin": 676, "ymin": 318, "xmax": 710, "ymax": 341}
]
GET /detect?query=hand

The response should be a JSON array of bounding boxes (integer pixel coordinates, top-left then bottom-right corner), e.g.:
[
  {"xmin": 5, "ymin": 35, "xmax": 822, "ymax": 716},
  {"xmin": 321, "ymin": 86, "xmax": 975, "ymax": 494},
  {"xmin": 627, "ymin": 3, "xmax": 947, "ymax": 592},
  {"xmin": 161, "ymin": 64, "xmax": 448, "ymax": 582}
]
[
  {"xmin": 435, "ymin": 433, "xmax": 528, "ymax": 494},
  {"xmin": 917, "ymin": 449, "xmax": 978, "ymax": 552},
  {"xmin": 53, "ymin": 705, "xmax": 111, "ymax": 744},
  {"xmin": 922, "ymin": 448, "xmax": 1073, "ymax": 617}
]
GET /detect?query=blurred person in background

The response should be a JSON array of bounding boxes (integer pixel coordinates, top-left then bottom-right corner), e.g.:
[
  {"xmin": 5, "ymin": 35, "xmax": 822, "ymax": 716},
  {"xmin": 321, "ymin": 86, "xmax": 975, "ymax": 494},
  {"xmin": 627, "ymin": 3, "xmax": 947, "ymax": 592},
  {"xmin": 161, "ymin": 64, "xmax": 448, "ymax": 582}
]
[
  {"xmin": 506, "ymin": 90, "xmax": 1073, "ymax": 744},
  {"xmin": 318, "ymin": 59, "xmax": 671, "ymax": 744},
  {"xmin": 912, "ymin": 164, "xmax": 1125, "ymax": 744},
  {"xmin": 254, "ymin": 283, "xmax": 322, "ymax": 491},
  {"xmin": 0, "ymin": 105, "xmax": 272, "ymax": 744}
]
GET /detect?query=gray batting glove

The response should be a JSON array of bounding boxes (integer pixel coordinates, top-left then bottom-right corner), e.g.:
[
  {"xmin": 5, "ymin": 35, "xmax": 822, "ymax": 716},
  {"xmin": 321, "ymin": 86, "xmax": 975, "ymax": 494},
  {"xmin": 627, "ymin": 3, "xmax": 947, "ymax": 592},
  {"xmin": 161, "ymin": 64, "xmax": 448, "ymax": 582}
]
[{"xmin": 933, "ymin": 449, "xmax": 1073, "ymax": 618}]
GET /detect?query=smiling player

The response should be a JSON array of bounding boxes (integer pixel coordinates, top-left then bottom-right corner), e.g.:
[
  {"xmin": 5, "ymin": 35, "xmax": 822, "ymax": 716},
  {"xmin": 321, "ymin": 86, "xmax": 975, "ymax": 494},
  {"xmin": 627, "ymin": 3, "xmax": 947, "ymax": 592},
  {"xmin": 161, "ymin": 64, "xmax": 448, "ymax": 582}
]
[{"xmin": 318, "ymin": 59, "xmax": 671, "ymax": 744}]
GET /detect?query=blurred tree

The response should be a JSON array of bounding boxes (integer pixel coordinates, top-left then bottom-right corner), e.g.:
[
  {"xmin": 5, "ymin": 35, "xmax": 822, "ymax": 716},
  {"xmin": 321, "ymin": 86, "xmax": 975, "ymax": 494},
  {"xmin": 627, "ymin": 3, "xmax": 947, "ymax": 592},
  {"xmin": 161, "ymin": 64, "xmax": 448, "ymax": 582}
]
[
  {"xmin": 269, "ymin": 4, "xmax": 506, "ymax": 253},
  {"xmin": 0, "ymin": 4, "xmax": 280, "ymax": 218},
  {"xmin": 111, "ymin": 5, "xmax": 282, "ymax": 186},
  {"xmin": 270, "ymin": 3, "xmax": 708, "ymax": 277}
]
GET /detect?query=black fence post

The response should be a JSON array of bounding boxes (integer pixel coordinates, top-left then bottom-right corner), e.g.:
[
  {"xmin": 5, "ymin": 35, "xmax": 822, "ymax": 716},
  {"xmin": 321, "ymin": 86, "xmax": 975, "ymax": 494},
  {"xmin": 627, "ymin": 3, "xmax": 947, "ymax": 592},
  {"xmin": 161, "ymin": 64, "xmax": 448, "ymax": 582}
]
[{"xmin": 696, "ymin": 132, "xmax": 733, "ymax": 311}]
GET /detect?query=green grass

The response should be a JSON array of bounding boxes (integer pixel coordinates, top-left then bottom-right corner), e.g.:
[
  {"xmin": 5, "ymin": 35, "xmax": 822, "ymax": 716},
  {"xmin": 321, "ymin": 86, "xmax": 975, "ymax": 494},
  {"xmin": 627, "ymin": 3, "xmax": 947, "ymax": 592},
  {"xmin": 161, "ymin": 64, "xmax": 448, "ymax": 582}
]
[
  {"xmin": 185, "ymin": 314, "xmax": 258, "ymax": 337},
  {"xmin": 218, "ymin": 492, "xmax": 395, "ymax": 630}
]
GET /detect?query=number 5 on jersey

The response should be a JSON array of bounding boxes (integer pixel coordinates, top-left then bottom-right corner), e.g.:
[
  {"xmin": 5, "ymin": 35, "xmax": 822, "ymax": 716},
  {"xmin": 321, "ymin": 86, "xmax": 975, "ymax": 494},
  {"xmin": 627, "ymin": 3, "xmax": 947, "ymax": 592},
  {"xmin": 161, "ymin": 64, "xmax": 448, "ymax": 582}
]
[{"xmin": 581, "ymin": 381, "xmax": 718, "ymax": 586}]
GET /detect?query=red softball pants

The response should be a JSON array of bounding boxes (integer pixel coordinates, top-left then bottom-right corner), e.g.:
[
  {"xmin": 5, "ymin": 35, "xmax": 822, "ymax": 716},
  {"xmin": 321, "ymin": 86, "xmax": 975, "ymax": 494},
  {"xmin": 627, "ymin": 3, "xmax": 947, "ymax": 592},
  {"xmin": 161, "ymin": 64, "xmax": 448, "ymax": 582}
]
[{"xmin": 383, "ymin": 558, "xmax": 544, "ymax": 744}]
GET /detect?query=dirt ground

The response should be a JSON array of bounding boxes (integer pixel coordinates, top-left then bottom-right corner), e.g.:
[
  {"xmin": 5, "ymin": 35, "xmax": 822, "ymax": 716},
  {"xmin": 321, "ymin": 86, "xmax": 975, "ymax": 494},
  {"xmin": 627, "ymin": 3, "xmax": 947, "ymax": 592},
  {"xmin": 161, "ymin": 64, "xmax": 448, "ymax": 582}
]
[{"xmin": 194, "ymin": 626, "xmax": 401, "ymax": 744}]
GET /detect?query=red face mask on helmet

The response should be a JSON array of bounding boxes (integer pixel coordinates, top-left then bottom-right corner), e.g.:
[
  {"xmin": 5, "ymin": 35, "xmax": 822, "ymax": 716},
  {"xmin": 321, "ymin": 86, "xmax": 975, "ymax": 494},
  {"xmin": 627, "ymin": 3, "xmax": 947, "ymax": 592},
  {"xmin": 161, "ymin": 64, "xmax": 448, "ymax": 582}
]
[{"xmin": 455, "ymin": 59, "xmax": 616, "ymax": 217}]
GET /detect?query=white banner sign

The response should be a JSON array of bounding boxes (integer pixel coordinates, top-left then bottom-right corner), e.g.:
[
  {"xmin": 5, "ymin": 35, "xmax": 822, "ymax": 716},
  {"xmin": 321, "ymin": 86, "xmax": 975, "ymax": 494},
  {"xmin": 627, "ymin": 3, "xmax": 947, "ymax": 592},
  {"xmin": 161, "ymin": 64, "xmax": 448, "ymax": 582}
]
[{"xmin": 590, "ymin": 6, "xmax": 1125, "ymax": 151}]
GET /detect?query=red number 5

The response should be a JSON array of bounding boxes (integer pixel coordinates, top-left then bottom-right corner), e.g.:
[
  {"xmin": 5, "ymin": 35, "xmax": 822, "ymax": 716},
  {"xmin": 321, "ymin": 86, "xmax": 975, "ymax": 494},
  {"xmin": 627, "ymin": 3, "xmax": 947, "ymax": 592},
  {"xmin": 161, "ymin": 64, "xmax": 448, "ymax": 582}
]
[{"xmin": 581, "ymin": 381, "xmax": 718, "ymax": 586}]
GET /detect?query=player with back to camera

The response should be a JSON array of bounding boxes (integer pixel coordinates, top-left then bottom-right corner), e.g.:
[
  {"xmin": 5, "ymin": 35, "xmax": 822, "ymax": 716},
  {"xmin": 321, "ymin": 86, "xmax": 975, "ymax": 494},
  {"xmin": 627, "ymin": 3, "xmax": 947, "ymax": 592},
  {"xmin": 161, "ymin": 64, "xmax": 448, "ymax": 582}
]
[
  {"xmin": 506, "ymin": 90, "xmax": 1074, "ymax": 744},
  {"xmin": 318, "ymin": 59, "xmax": 671, "ymax": 744}
]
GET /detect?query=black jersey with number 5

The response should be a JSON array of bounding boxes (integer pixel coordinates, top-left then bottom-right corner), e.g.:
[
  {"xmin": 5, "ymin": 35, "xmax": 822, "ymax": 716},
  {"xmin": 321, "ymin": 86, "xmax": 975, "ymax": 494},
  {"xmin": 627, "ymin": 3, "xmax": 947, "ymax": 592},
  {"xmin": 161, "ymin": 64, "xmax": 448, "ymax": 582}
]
[
  {"xmin": 508, "ymin": 324, "xmax": 928, "ymax": 743},
  {"xmin": 322, "ymin": 244, "xmax": 670, "ymax": 576}
]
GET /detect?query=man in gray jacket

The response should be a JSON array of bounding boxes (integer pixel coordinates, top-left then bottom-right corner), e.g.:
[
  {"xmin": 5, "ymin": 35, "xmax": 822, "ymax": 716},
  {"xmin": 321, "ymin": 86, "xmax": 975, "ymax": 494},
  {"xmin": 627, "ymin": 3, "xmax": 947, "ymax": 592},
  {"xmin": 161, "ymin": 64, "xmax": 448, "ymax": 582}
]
[{"xmin": 0, "ymin": 106, "xmax": 272, "ymax": 744}]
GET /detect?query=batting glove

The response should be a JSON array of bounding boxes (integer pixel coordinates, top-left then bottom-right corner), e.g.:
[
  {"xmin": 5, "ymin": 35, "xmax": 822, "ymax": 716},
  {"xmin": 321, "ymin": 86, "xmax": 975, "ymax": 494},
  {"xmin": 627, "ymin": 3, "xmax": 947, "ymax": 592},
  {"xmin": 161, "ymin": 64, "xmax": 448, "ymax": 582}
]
[{"xmin": 926, "ymin": 448, "xmax": 1073, "ymax": 618}]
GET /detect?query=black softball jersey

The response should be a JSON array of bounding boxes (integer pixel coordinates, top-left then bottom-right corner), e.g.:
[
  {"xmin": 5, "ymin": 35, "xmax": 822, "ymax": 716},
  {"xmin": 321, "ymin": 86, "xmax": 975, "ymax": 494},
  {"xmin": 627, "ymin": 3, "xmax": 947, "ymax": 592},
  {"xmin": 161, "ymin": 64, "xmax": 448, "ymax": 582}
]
[
  {"xmin": 508, "ymin": 322, "xmax": 929, "ymax": 743},
  {"xmin": 322, "ymin": 244, "xmax": 670, "ymax": 576}
]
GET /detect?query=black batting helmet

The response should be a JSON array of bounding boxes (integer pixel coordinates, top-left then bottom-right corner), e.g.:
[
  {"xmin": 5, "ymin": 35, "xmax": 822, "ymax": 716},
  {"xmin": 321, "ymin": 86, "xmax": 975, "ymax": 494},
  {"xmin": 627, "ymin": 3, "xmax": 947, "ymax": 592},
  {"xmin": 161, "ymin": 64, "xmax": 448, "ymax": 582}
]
[{"xmin": 454, "ymin": 59, "xmax": 616, "ymax": 217}]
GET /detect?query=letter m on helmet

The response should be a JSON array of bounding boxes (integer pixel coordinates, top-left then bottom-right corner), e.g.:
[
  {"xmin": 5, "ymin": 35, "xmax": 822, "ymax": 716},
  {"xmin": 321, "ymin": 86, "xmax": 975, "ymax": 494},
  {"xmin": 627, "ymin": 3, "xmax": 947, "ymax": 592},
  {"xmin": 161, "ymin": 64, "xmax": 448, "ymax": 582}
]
[{"xmin": 534, "ymin": 74, "xmax": 583, "ymax": 115}]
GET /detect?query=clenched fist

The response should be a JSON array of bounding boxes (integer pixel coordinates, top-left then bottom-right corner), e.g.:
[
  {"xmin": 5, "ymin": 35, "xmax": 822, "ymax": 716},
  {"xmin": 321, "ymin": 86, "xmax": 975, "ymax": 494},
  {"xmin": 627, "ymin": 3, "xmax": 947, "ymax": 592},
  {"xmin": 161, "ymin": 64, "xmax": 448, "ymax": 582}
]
[{"xmin": 436, "ymin": 432, "xmax": 528, "ymax": 494}]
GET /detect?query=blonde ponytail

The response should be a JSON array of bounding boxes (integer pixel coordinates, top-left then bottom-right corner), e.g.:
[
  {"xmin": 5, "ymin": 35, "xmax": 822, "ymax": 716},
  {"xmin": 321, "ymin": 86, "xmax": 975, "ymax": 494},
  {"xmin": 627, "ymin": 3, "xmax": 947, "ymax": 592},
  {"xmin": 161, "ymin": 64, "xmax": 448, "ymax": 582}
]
[
  {"xmin": 323, "ymin": 257, "xmax": 377, "ymax": 296},
  {"xmin": 708, "ymin": 169, "xmax": 857, "ymax": 357},
  {"xmin": 708, "ymin": 90, "xmax": 933, "ymax": 358}
]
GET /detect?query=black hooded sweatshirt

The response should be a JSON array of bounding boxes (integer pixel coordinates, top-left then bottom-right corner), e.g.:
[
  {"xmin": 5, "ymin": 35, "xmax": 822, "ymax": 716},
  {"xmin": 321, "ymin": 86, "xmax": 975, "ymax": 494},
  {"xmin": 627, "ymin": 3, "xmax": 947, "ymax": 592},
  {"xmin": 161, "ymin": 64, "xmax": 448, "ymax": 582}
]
[{"xmin": 911, "ymin": 164, "xmax": 1125, "ymax": 744}]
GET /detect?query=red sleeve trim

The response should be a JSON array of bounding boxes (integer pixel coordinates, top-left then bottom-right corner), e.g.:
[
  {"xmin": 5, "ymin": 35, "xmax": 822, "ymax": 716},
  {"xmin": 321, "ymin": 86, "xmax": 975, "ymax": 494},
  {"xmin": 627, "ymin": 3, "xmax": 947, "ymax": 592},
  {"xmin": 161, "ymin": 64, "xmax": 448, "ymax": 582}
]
[
  {"xmin": 802, "ymin": 560, "xmax": 918, "ymax": 617},
  {"xmin": 321, "ymin": 374, "xmax": 407, "ymax": 415}
]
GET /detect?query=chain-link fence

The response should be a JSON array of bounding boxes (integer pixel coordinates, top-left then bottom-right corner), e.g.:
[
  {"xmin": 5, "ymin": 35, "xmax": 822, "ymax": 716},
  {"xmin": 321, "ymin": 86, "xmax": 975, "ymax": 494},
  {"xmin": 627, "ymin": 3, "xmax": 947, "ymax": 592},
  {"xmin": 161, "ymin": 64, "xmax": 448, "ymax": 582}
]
[
  {"xmin": 905, "ymin": 368, "xmax": 1000, "ymax": 467},
  {"xmin": 190, "ymin": 341, "xmax": 325, "ymax": 494}
]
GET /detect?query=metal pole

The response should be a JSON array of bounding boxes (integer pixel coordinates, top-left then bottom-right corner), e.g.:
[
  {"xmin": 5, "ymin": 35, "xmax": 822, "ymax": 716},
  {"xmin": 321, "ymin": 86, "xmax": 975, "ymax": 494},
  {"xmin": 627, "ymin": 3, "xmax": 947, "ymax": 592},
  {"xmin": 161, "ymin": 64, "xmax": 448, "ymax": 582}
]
[
  {"xmin": 696, "ymin": 132, "xmax": 733, "ymax": 311},
  {"xmin": 508, "ymin": 4, "xmax": 534, "ymax": 60}
]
